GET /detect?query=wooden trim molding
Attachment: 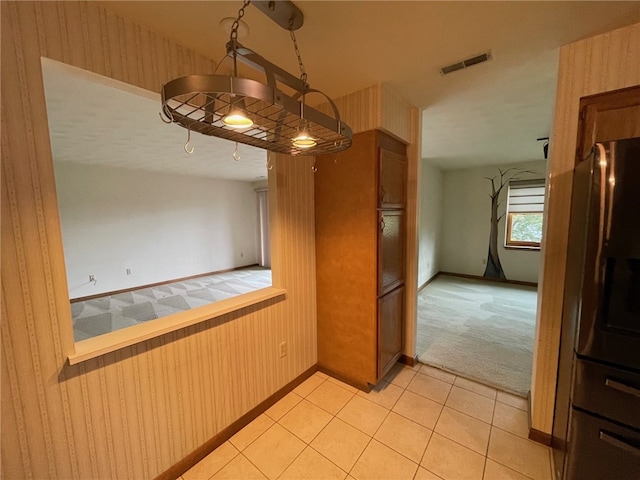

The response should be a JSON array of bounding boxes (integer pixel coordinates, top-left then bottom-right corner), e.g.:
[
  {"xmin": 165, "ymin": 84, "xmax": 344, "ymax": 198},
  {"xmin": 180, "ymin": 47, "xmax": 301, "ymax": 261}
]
[
  {"xmin": 527, "ymin": 390, "xmax": 552, "ymax": 446},
  {"xmin": 529, "ymin": 428, "xmax": 553, "ymax": 446},
  {"xmin": 403, "ymin": 105, "xmax": 421, "ymax": 362},
  {"xmin": 154, "ymin": 365, "xmax": 318, "ymax": 480},
  {"xmin": 318, "ymin": 357, "xmax": 418, "ymax": 392},
  {"xmin": 70, "ymin": 264, "xmax": 261, "ymax": 303},
  {"xmin": 417, "ymin": 272, "xmax": 440, "ymax": 292},
  {"xmin": 317, "ymin": 366, "xmax": 372, "ymax": 392},
  {"xmin": 439, "ymin": 271, "xmax": 538, "ymax": 288},
  {"xmin": 505, "ymin": 212, "xmax": 542, "ymax": 250},
  {"xmin": 399, "ymin": 354, "xmax": 418, "ymax": 367},
  {"xmin": 504, "ymin": 246, "xmax": 541, "ymax": 252},
  {"xmin": 68, "ymin": 287, "xmax": 287, "ymax": 365}
]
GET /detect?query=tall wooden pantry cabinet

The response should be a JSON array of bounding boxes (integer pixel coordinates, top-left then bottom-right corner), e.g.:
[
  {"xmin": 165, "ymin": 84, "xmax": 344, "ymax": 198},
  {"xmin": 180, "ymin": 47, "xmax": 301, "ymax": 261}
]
[{"xmin": 315, "ymin": 130, "xmax": 407, "ymax": 389}]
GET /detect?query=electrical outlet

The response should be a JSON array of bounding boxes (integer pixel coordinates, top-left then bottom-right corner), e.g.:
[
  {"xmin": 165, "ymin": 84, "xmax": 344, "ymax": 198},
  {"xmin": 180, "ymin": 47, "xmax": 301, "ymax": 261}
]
[
  {"xmin": 126, "ymin": 268, "xmax": 132, "ymax": 275},
  {"xmin": 279, "ymin": 341, "xmax": 287, "ymax": 358}
]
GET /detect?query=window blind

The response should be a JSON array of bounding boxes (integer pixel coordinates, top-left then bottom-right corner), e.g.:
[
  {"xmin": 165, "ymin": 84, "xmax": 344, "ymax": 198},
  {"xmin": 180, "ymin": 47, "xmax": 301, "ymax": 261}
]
[{"xmin": 507, "ymin": 179, "xmax": 545, "ymax": 213}]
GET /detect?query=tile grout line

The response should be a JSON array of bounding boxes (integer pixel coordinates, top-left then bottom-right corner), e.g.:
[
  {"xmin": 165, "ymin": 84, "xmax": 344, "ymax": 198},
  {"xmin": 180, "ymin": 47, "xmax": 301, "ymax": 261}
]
[
  {"xmin": 346, "ymin": 375, "xmax": 418, "ymax": 479},
  {"xmin": 196, "ymin": 366, "xmax": 549, "ymax": 480},
  {"xmin": 188, "ymin": 445, "xmax": 239, "ymax": 480},
  {"xmin": 285, "ymin": 374, "xmax": 359, "ymax": 478},
  {"xmin": 332, "ymin": 386, "xmax": 378, "ymax": 477},
  {"xmin": 491, "ymin": 424, "xmax": 549, "ymax": 445},
  {"xmin": 421, "ymin": 362, "xmax": 529, "ymax": 409},
  {"xmin": 356, "ymin": 367, "xmax": 425, "ymax": 476},
  {"xmin": 369, "ymin": 404, "xmax": 433, "ymax": 471},
  {"xmin": 279, "ymin": 372, "xmax": 409, "ymax": 478},
  {"xmin": 484, "ymin": 427, "xmax": 546, "ymax": 480},
  {"xmin": 249, "ymin": 377, "xmax": 356, "ymax": 480},
  {"xmin": 234, "ymin": 375, "xmax": 328, "ymax": 478},
  {"xmin": 415, "ymin": 371, "xmax": 452, "ymax": 470},
  {"xmin": 270, "ymin": 437, "xmax": 310, "ymax": 480},
  {"xmin": 421, "ymin": 370, "xmax": 501, "ymax": 479},
  {"xmin": 345, "ymin": 430, "xmax": 375, "ymax": 478},
  {"xmin": 480, "ymin": 385, "xmax": 500, "ymax": 480},
  {"xmin": 325, "ymin": 370, "xmax": 537, "ymax": 478},
  {"xmin": 485, "ymin": 449, "xmax": 539, "ymax": 480},
  {"xmin": 304, "ymin": 443, "xmax": 350, "ymax": 478},
  {"xmin": 231, "ymin": 415, "xmax": 276, "ymax": 453},
  {"xmin": 240, "ymin": 451, "xmax": 271, "ymax": 480}
]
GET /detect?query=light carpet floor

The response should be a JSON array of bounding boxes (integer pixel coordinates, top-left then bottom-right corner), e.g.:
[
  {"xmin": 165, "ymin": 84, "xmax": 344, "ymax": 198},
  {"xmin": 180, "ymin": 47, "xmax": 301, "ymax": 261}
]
[
  {"xmin": 416, "ymin": 274, "xmax": 537, "ymax": 396},
  {"xmin": 71, "ymin": 267, "xmax": 272, "ymax": 341}
]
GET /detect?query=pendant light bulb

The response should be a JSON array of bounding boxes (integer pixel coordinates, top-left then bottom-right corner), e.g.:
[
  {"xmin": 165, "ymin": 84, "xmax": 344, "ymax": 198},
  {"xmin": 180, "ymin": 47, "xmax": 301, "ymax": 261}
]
[
  {"xmin": 292, "ymin": 130, "xmax": 317, "ymax": 149},
  {"xmin": 293, "ymin": 95, "xmax": 316, "ymax": 149},
  {"xmin": 223, "ymin": 110, "xmax": 253, "ymax": 129}
]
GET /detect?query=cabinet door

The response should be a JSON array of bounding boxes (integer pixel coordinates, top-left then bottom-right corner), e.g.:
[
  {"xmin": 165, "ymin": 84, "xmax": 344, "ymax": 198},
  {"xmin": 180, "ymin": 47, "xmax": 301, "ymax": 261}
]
[
  {"xmin": 379, "ymin": 149, "xmax": 406, "ymax": 208},
  {"xmin": 378, "ymin": 286, "xmax": 404, "ymax": 379},
  {"xmin": 379, "ymin": 211, "xmax": 405, "ymax": 295}
]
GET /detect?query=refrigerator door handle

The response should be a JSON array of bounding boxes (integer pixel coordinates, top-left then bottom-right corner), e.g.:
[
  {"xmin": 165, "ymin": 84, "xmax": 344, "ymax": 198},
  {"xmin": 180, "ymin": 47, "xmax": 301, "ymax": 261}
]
[
  {"xmin": 605, "ymin": 377, "xmax": 640, "ymax": 398},
  {"xmin": 599, "ymin": 430, "xmax": 640, "ymax": 458}
]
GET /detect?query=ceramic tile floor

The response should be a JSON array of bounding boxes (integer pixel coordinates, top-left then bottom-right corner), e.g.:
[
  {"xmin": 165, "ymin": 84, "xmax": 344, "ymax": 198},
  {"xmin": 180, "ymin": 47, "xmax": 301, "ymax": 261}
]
[{"xmin": 180, "ymin": 363, "xmax": 553, "ymax": 480}]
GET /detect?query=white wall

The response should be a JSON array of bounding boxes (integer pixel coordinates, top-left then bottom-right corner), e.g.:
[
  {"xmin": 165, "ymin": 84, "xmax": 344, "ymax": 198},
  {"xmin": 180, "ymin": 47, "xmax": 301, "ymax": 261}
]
[
  {"xmin": 439, "ymin": 160, "xmax": 547, "ymax": 283},
  {"xmin": 418, "ymin": 160, "xmax": 443, "ymax": 286},
  {"xmin": 55, "ymin": 162, "xmax": 260, "ymax": 298}
]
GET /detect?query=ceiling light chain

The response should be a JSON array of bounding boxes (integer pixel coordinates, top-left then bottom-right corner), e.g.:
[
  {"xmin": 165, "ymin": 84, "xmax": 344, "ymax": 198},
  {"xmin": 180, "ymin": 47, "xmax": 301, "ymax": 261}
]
[
  {"xmin": 289, "ymin": 23, "xmax": 308, "ymax": 86},
  {"xmin": 289, "ymin": 19, "xmax": 318, "ymax": 152},
  {"xmin": 230, "ymin": 0, "xmax": 251, "ymax": 44},
  {"xmin": 222, "ymin": 0, "xmax": 255, "ymax": 130}
]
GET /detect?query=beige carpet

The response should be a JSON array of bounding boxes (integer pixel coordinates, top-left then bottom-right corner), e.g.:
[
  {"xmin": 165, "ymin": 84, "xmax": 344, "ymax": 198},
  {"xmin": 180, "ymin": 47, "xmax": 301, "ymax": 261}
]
[
  {"xmin": 71, "ymin": 267, "xmax": 272, "ymax": 341},
  {"xmin": 416, "ymin": 274, "xmax": 537, "ymax": 396}
]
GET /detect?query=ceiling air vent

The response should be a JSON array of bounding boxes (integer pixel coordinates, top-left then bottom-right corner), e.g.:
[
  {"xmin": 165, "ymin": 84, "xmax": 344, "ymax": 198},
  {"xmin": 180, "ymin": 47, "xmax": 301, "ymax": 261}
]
[{"xmin": 440, "ymin": 51, "xmax": 492, "ymax": 75}]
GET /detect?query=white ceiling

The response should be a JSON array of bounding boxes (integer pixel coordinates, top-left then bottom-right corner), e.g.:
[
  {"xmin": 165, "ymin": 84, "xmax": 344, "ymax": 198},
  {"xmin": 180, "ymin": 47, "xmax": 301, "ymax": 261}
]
[
  {"xmin": 41, "ymin": 58, "xmax": 268, "ymax": 182},
  {"xmin": 70, "ymin": 1, "xmax": 640, "ymax": 172}
]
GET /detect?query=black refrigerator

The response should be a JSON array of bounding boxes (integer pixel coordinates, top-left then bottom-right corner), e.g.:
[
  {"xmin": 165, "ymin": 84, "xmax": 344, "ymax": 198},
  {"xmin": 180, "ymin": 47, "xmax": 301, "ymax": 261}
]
[{"xmin": 552, "ymin": 137, "xmax": 640, "ymax": 480}]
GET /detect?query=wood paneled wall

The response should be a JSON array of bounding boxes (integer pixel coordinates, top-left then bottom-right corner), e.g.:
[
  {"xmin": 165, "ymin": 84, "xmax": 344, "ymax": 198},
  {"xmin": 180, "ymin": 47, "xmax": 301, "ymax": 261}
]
[
  {"xmin": 319, "ymin": 85, "xmax": 382, "ymax": 138},
  {"xmin": 1, "ymin": 2, "xmax": 317, "ymax": 478},
  {"xmin": 380, "ymin": 84, "xmax": 414, "ymax": 146},
  {"xmin": 532, "ymin": 22, "xmax": 640, "ymax": 434},
  {"xmin": 319, "ymin": 84, "xmax": 414, "ymax": 145}
]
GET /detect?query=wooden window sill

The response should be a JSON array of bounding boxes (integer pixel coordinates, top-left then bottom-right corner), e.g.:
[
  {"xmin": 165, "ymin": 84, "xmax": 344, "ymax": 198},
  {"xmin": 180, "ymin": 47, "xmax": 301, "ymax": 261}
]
[
  {"xmin": 67, "ymin": 286, "xmax": 287, "ymax": 365},
  {"xmin": 504, "ymin": 245, "xmax": 541, "ymax": 251}
]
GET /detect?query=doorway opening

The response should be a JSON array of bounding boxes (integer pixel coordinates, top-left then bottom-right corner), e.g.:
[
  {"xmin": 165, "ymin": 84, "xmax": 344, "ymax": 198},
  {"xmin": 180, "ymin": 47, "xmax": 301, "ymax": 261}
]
[{"xmin": 415, "ymin": 160, "xmax": 546, "ymax": 396}]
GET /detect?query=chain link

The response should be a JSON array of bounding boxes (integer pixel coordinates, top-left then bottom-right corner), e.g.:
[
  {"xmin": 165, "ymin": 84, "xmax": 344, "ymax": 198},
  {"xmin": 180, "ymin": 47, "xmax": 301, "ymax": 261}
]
[
  {"xmin": 230, "ymin": 1, "xmax": 308, "ymax": 89},
  {"xmin": 289, "ymin": 23, "xmax": 308, "ymax": 86},
  {"xmin": 230, "ymin": 0, "xmax": 252, "ymax": 43}
]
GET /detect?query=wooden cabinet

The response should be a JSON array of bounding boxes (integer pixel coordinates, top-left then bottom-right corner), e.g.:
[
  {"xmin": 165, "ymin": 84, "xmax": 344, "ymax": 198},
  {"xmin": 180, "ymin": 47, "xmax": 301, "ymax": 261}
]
[
  {"xmin": 315, "ymin": 130, "xmax": 407, "ymax": 388},
  {"xmin": 379, "ymin": 210, "xmax": 405, "ymax": 295},
  {"xmin": 378, "ymin": 286, "xmax": 405, "ymax": 378},
  {"xmin": 380, "ymin": 149, "xmax": 407, "ymax": 208}
]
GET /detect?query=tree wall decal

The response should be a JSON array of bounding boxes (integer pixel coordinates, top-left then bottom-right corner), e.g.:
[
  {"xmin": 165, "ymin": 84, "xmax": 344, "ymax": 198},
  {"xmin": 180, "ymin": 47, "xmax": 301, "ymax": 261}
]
[{"xmin": 483, "ymin": 167, "xmax": 538, "ymax": 280}]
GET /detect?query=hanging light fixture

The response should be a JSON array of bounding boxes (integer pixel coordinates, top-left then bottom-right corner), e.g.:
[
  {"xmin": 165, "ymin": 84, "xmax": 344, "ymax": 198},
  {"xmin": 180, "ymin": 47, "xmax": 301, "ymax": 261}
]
[
  {"xmin": 222, "ymin": 111, "xmax": 254, "ymax": 129},
  {"xmin": 292, "ymin": 128, "xmax": 317, "ymax": 149},
  {"xmin": 160, "ymin": 0, "xmax": 352, "ymax": 156},
  {"xmin": 291, "ymin": 92, "xmax": 317, "ymax": 149},
  {"xmin": 222, "ymin": 37, "xmax": 254, "ymax": 130}
]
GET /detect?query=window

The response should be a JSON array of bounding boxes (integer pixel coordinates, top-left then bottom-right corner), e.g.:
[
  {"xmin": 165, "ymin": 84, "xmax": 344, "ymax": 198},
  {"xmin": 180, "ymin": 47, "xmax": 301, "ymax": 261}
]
[{"xmin": 505, "ymin": 179, "xmax": 545, "ymax": 249}]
